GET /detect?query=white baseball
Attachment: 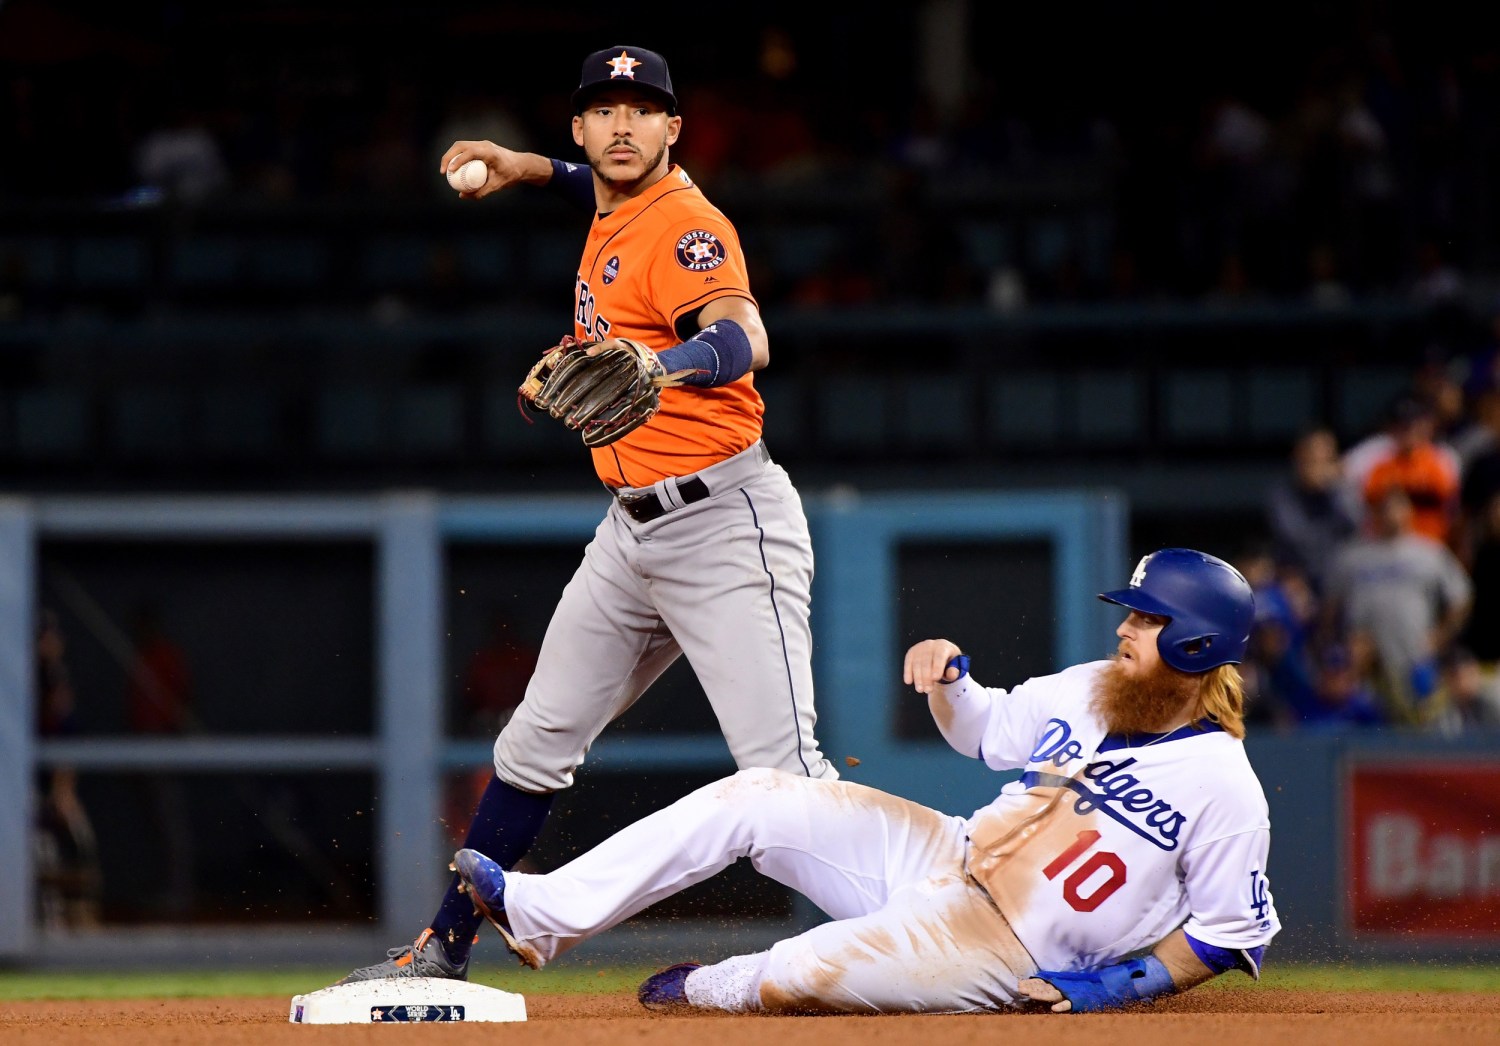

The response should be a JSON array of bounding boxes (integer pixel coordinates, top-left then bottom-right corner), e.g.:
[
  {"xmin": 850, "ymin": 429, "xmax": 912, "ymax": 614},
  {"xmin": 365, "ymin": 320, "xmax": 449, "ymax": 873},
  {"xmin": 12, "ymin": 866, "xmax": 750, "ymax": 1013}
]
[{"xmin": 447, "ymin": 159, "xmax": 488, "ymax": 192}]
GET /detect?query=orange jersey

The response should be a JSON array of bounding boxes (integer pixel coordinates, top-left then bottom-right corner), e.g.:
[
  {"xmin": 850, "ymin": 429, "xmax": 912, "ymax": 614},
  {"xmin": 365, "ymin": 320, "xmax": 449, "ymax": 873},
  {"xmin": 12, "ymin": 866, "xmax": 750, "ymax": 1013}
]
[
  {"xmin": 1363, "ymin": 443, "xmax": 1460, "ymax": 543},
  {"xmin": 572, "ymin": 165, "xmax": 763, "ymax": 487}
]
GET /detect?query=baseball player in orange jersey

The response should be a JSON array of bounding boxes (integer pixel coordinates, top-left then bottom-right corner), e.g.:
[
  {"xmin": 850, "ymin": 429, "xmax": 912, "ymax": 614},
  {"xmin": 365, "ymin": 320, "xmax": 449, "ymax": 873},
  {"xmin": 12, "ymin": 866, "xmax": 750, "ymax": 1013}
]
[{"xmin": 336, "ymin": 45, "xmax": 837, "ymax": 985}]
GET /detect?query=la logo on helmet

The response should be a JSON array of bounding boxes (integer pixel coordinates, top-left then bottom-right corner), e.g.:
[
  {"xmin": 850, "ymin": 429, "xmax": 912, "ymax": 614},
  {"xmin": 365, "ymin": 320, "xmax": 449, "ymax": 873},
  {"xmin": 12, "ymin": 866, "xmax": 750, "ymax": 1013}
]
[{"xmin": 1129, "ymin": 555, "xmax": 1151, "ymax": 588}]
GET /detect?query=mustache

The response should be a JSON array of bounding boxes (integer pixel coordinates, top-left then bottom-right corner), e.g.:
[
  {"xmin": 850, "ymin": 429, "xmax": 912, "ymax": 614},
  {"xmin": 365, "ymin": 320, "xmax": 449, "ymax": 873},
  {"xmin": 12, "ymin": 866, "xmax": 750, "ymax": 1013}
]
[{"xmin": 607, "ymin": 140, "xmax": 639, "ymax": 153}]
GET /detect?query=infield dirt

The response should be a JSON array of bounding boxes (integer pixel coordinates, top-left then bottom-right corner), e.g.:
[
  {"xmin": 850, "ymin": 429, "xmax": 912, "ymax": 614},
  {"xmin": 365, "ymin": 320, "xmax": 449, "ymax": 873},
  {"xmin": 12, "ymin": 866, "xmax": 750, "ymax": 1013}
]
[{"xmin": 3, "ymin": 990, "xmax": 1500, "ymax": 1044}]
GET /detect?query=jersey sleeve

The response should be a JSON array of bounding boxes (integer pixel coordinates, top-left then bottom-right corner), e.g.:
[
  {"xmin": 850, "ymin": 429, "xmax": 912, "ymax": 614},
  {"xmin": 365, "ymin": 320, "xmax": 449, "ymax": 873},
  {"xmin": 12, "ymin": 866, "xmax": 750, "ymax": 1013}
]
[
  {"xmin": 645, "ymin": 214, "xmax": 756, "ymax": 335},
  {"xmin": 1179, "ymin": 827, "xmax": 1280, "ymax": 951},
  {"xmin": 930, "ymin": 663, "xmax": 1096, "ymax": 771},
  {"xmin": 546, "ymin": 158, "xmax": 596, "ymax": 213}
]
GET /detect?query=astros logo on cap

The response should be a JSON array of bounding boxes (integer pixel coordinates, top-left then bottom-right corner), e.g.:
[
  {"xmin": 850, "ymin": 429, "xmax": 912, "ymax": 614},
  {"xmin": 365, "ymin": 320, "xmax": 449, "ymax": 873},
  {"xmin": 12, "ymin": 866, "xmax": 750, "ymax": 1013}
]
[{"xmin": 607, "ymin": 51, "xmax": 641, "ymax": 80}]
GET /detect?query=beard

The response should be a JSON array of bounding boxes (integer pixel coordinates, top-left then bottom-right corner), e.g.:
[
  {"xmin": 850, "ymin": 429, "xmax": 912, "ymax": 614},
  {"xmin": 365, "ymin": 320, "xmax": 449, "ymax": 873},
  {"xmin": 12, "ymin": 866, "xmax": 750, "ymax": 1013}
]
[
  {"xmin": 1089, "ymin": 656, "xmax": 1198, "ymax": 736},
  {"xmin": 589, "ymin": 139, "xmax": 668, "ymax": 191}
]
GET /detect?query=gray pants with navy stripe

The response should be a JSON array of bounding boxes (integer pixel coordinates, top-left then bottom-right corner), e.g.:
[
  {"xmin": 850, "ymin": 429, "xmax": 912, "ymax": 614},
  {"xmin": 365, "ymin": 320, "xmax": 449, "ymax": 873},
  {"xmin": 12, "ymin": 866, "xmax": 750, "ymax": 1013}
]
[{"xmin": 494, "ymin": 441, "xmax": 837, "ymax": 791}]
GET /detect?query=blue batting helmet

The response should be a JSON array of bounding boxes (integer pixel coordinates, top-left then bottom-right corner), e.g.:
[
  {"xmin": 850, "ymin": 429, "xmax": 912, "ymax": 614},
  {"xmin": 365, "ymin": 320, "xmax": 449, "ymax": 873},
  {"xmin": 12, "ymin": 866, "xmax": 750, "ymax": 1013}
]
[{"xmin": 1098, "ymin": 548, "xmax": 1255, "ymax": 673}]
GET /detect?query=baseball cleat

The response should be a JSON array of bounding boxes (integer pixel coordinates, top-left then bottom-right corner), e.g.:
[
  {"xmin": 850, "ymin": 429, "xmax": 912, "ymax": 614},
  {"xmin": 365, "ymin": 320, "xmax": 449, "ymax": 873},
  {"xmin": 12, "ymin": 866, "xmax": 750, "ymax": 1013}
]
[
  {"xmin": 637, "ymin": 962, "xmax": 703, "ymax": 1011},
  {"xmin": 334, "ymin": 927, "xmax": 467, "ymax": 984},
  {"xmin": 451, "ymin": 848, "xmax": 507, "ymax": 930}
]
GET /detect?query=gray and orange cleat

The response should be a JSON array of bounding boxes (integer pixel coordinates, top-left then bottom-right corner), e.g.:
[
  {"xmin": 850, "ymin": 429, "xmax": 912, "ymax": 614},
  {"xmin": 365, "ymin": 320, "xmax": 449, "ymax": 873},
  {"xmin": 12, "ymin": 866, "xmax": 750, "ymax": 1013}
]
[
  {"xmin": 335, "ymin": 927, "xmax": 468, "ymax": 984},
  {"xmin": 637, "ymin": 962, "xmax": 703, "ymax": 1011}
]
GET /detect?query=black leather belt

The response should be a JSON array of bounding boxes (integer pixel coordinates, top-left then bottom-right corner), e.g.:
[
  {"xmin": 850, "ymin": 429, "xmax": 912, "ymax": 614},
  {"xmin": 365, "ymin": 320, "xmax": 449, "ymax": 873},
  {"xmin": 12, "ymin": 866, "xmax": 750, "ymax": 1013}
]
[{"xmin": 615, "ymin": 476, "xmax": 711, "ymax": 524}]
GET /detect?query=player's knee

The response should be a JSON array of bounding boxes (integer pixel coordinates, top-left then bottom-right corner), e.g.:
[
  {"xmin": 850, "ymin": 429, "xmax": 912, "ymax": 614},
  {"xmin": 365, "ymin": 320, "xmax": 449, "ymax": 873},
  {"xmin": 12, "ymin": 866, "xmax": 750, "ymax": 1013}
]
[
  {"xmin": 492, "ymin": 729, "xmax": 576, "ymax": 793},
  {"xmin": 702, "ymin": 767, "xmax": 802, "ymax": 807}
]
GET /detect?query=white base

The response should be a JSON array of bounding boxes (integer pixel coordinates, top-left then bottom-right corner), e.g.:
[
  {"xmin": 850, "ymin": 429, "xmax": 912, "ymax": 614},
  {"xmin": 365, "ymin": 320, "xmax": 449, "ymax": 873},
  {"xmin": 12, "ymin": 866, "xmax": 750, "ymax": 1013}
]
[{"xmin": 289, "ymin": 978, "xmax": 527, "ymax": 1024}]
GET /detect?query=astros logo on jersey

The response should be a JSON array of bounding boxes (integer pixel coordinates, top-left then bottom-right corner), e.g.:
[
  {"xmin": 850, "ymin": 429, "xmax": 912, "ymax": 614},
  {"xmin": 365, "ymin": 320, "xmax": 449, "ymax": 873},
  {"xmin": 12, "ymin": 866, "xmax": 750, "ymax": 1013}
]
[
  {"xmin": 603, "ymin": 256, "xmax": 620, "ymax": 285},
  {"xmin": 676, "ymin": 230, "xmax": 727, "ymax": 272},
  {"xmin": 606, "ymin": 51, "xmax": 641, "ymax": 80}
]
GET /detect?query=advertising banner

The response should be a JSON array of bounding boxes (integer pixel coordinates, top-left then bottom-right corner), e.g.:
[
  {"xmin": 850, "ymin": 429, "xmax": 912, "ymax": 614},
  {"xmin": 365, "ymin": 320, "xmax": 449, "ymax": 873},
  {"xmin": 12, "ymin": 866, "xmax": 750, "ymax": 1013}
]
[{"xmin": 1345, "ymin": 761, "xmax": 1500, "ymax": 938}]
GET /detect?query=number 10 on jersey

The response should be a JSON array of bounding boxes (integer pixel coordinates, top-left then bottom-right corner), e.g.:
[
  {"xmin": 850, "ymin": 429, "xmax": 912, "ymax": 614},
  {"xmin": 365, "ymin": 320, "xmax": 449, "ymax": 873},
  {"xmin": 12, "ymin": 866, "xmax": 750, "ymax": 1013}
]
[{"xmin": 1044, "ymin": 830, "xmax": 1127, "ymax": 912}]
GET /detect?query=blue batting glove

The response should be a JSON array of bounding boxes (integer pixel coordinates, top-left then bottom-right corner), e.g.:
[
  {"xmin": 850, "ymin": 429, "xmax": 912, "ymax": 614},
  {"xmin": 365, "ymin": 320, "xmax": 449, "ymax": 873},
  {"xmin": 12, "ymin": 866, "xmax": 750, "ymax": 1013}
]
[{"xmin": 1022, "ymin": 955, "xmax": 1176, "ymax": 1013}]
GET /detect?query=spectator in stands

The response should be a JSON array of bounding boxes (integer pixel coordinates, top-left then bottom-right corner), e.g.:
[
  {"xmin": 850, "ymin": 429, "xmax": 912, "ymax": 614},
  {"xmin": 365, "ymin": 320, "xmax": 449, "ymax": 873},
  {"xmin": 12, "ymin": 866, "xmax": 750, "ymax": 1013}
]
[
  {"xmin": 125, "ymin": 601, "xmax": 195, "ymax": 917},
  {"xmin": 1300, "ymin": 641, "xmax": 1385, "ymax": 731},
  {"xmin": 1324, "ymin": 486, "xmax": 1473, "ymax": 728},
  {"xmin": 133, "ymin": 99, "xmax": 230, "ymax": 204},
  {"xmin": 1456, "ymin": 489, "xmax": 1500, "ymax": 718},
  {"xmin": 1332, "ymin": 71, "xmax": 1404, "ymax": 293},
  {"xmin": 1432, "ymin": 645, "xmax": 1500, "ymax": 734},
  {"xmin": 1446, "ymin": 375, "xmax": 1494, "ymax": 474},
  {"xmin": 1409, "ymin": 237, "xmax": 1466, "ymax": 308},
  {"xmin": 1305, "ymin": 242, "xmax": 1353, "ymax": 309},
  {"xmin": 33, "ymin": 608, "xmax": 102, "ymax": 930},
  {"xmin": 1458, "ymin": 376, "xmax": 1500, "ymax": 556},
  {"xmin": 1192, "ymin": 92, "xmax": 1276, "ymax": 294},
  {"xmin": 1266, "ymin": 426, "xmax": 1362, "ymax": 595},
  {"xmin": 1240, "ymin": 571, "xmax": 1312, "ymax": 732},
  {"xmin": 1359, "ymin": 393, "xmax": 1462, "ymax": 547},
  {"xmin": 1343, "ymin": 384, "xmax": 1463, "ymax": 520},
  {"xmin": 127, "ymin": 602, "xmax": 192, "ymax": 735},
  {"xmin": 1449, "ymin": 363, "xmax": 1500, "ymax": 472},
  {"xmin": 1237, "ymin": 543, "xmax": 1306, "ymax": 730}
]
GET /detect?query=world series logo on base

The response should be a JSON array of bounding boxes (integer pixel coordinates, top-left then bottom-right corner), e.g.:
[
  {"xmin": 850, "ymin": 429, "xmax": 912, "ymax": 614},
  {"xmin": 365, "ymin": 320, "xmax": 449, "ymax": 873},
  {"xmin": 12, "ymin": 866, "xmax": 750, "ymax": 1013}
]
[{"xmin": 289, "ymin": 978, "xmax": 526, "ymax": 1024}]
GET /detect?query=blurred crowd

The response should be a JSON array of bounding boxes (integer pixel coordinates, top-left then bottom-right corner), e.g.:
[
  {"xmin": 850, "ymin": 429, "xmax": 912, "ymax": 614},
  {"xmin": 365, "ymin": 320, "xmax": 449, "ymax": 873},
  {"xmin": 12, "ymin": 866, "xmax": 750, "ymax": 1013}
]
[
  {"xmin": 6, "ymin": 5, "xmax": 1500, "ymax": 741},
  {"xmin": 1240, "ymin": 334, "xmax": 1500, "ymax": 735},
  {"xmin": 2, "ymin": 6, "xmax": 1499, "ymax": 312}
]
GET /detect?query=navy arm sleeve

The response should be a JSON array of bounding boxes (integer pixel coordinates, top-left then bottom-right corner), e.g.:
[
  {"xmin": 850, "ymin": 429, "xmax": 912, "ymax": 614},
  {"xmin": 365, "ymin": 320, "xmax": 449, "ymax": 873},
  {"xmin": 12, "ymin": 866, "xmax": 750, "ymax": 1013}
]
[{"xmin": 547, "ymin": 158, "xmax": 595, "ymax": 213}]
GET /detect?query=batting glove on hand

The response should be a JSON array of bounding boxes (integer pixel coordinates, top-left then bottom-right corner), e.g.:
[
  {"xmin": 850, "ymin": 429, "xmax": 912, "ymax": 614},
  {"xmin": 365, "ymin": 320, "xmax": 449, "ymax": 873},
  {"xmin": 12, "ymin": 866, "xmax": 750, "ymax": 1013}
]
[{"xmin": 1018, "ymin": 955, "xmax": 1176, "ymax": 1013}]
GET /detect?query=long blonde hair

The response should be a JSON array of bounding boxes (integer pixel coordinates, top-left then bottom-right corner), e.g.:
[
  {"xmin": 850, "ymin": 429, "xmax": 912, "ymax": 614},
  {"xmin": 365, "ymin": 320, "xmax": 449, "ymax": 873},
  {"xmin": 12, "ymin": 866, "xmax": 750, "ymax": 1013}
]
[{"xmin": 1192, "ymin": 663, "xmax": 1246, "ymax": 739}]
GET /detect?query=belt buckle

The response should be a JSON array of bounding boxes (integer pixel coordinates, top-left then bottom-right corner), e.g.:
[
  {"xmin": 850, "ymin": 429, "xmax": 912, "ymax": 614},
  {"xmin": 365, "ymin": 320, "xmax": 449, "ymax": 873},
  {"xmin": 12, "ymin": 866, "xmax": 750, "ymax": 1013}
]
[{"xmin": 615, "ymin": 490, "xmax": 656, "ymax": 523}]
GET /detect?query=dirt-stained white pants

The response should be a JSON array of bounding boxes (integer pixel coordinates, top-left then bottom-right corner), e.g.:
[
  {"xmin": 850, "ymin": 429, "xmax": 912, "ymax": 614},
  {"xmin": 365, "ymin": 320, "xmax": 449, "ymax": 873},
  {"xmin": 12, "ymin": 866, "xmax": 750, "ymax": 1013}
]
[{"xmin": 499, "ymin": 768, "xmax": 1036, "ymax": 1013}]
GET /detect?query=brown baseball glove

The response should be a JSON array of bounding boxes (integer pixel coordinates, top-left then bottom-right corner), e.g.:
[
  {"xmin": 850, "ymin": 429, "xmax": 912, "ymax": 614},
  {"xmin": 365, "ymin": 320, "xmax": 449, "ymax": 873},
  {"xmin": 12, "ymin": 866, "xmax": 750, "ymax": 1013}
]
[{"xmin": 518, "ymin": 336, "xmax": 696, "ymax": 448}]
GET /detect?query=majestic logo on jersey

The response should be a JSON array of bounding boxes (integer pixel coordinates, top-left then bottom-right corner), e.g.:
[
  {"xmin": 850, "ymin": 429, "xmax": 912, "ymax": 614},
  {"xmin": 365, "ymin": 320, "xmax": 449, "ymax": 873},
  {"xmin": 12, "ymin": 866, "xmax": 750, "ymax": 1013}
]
[
  {"xmin": 1027, "ymin": 718, "xmax": 1188, "ymax": 850},
  {"xmin": 602, "ymin": 256, "xmax": 620, "ymax": 285},
  {"xmin": 606, "ymin": 51, "xmax": 642, "ymax": 80},
  {"xmin": 675, "ymin": 230, "xmax": 727, "ymax": 272}
]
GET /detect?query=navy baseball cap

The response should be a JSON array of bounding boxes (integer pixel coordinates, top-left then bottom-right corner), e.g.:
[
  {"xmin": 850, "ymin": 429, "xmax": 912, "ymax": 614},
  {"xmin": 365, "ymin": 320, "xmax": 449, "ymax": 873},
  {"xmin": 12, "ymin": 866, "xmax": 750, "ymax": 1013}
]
[{"xmin": 572, "ymin": 45, "xmax": 677, "ymax": 114}]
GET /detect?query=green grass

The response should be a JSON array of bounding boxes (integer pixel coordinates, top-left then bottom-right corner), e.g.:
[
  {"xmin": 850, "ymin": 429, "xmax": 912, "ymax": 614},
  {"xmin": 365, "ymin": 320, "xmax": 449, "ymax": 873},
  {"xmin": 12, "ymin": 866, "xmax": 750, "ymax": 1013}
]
[
  {"xmin": 0, "ymin": 965, "xmax": 659, "ymax": 1001},
  {"xmin": 1237, "ymin": 964, "xmax": 1500, "ymax": 993},
  {"xmin": 2, "ymin": 963, "xmax": 1499, "ymax": 1001}
]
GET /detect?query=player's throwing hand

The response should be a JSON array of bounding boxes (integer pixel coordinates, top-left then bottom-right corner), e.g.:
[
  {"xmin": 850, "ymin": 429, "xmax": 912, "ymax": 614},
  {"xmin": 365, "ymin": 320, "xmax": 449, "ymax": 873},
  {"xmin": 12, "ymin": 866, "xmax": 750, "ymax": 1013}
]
[
  {"xmin": 439, "ymin": 139, "xmax": 550, "ymax": 199},
  {"xmin": 903, "ymin": 638, "xmax": 965, "ymax": 694}
]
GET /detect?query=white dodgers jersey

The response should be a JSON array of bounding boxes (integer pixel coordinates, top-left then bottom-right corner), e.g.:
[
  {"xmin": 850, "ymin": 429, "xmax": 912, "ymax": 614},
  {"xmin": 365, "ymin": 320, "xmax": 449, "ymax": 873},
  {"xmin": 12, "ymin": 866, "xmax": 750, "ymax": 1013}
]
[{"xmin": 953, "ymin": 661, "xmax": 1280, "ymax": 973}]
